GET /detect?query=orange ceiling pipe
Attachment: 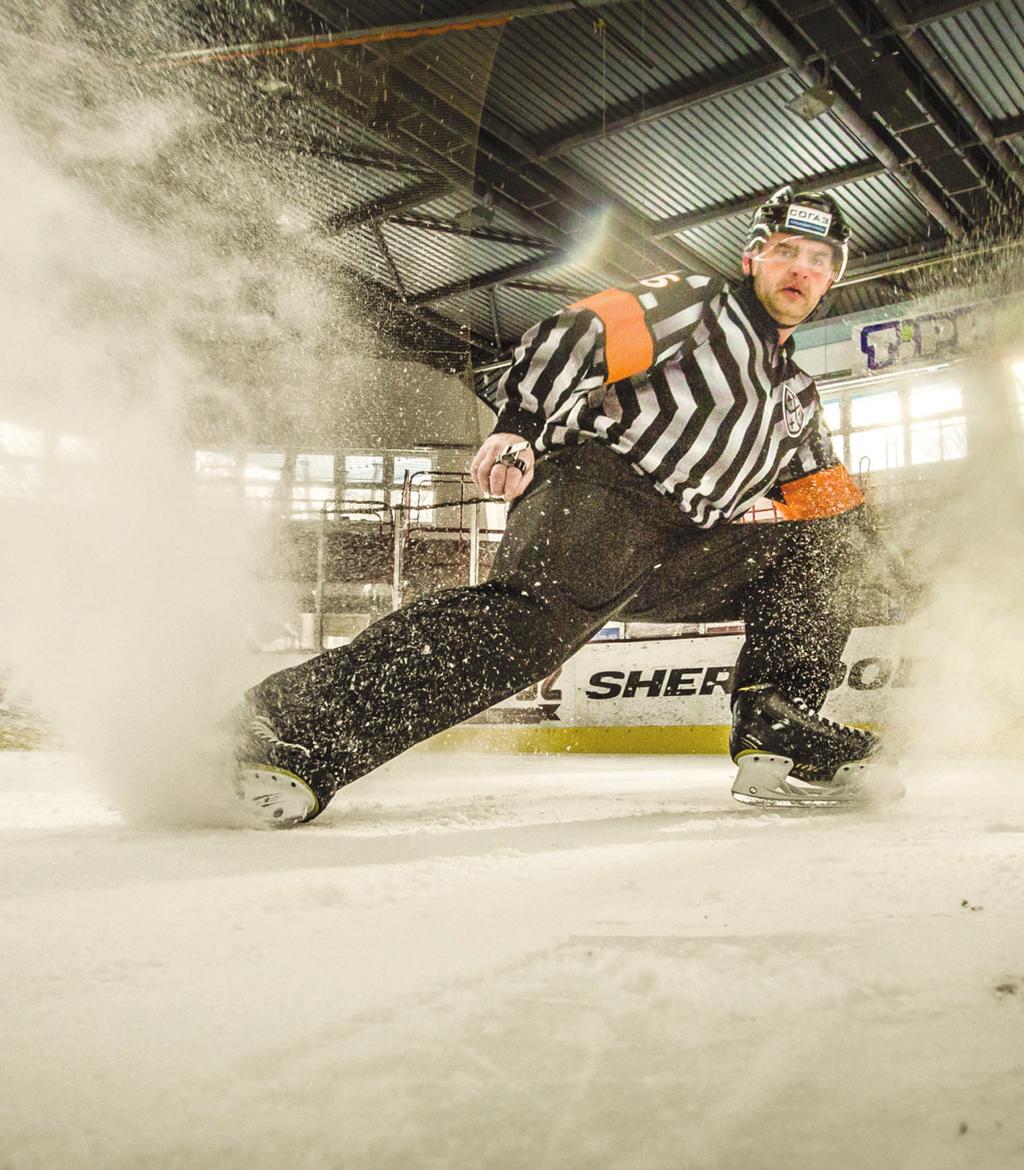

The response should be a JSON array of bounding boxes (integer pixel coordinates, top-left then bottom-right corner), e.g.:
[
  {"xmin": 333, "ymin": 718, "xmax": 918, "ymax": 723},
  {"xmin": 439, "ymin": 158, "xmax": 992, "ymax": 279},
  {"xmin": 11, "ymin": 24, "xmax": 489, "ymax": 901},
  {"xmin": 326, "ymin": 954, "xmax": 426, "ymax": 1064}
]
[{"xmin": 148, "ymin": 14, "xmax": 514, "ymax": 67}]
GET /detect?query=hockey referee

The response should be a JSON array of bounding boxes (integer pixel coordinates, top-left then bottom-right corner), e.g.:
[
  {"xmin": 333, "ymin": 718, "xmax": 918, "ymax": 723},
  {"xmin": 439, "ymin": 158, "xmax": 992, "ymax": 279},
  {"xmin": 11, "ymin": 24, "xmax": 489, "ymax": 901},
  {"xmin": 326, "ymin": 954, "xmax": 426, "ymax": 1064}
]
[{"xmin": 231, "ymin": 184, "xmax": 882, "ymax": 825}]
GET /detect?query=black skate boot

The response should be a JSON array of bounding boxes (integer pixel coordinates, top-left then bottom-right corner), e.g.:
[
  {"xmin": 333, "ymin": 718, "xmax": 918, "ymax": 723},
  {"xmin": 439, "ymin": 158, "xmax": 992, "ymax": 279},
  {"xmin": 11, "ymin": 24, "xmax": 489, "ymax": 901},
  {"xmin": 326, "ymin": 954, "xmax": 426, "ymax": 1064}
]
[
  {"xmin": 229, "ymin": 701, "xmax": 329, "ymax": 827},
  {"xmin": 729, "ymin": 684, "xmax": 886, "ymax": 808}
]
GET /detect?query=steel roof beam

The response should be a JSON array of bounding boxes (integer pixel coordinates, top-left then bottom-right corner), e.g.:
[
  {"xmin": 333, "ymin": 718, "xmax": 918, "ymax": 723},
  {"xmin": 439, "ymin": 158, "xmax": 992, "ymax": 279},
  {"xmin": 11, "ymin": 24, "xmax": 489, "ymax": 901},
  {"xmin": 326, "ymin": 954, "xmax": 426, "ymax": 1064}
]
[
  {"xmin": 777, "ymin": 0, "xmax": 1008, "ymax": 215},
  {"xmin": 651, "ymin": 160, "xmax": 887, "ymax": 238},
  {"xmin": 487, "ymin": 287, "xmax": 503, "ymax": 347},
  {"xmin": 153, "ymin": 0, "xmax": 637, "ymax": 65},
  {"xmin": 839, "ymin": 237, "xmax": 950, "ymax": 283},
  {"xmin": 534, "ymin": 57, "xmax": 788, "ymax": 161},
  {"xmin": 319, "ymin": 37, "xmax": 716, "ymax": 280},
  {"xmin": 723, "ymin": 0, "xmax": 964, "ymax": 239},
  {"xmin": 325, "ymin": 179, "xmax": 461, "ymax": 233},
  {"xmin": 290, "ymin": 143, "xmax": 435, "ymax": 177},
  {"xmin": 371, "ymin": 222, "xmax": 408, "ymax": 300},
  {"xmin": 838, "ymin": 233, "xmax": 1024, "ymax": 286},
  {"xmin": 386, "ymin": 215, "xmax": 551, "ymax": 249},
  {"xmin": 339, "ymin": 265, "xmax": 499, "ymax": 358},
  {"xmin": 993, "ymin": 114, "xmax": 1024, "ymax": 142},
  {"xmin": 474, "ymin": 115, "xmax": 726, "ymax": 277},
  {"xmin": 896, "ymin": 0, "xmax": 995, "ymax": 28},
  {"xmin": 408, "ymin": 252, "xmax": 568, "ymax": 306},
  {"xmin": 872, "ymin": 0, "xmax": 1024, "ymax": 197},
  {"xmin": 505, "ymin": 280, "xmax": 594, "ymax": 296}
]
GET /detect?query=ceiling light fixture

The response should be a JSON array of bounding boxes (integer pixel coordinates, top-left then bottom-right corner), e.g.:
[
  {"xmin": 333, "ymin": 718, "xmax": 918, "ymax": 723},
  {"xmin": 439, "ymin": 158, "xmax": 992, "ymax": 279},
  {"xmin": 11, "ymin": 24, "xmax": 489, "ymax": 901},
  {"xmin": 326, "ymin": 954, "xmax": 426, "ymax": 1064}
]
[{"xmin": 788, "ymin": 82, "xmax": 837, "ymax": 122}]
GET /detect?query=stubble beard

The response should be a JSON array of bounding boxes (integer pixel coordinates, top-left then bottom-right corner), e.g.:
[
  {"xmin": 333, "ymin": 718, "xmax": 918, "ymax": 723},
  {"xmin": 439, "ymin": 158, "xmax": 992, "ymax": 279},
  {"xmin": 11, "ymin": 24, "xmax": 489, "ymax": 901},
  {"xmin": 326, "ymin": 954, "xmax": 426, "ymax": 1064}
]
[{"xmin": 753, "ymin": 273, "xmax": 815, "ymax": 327}]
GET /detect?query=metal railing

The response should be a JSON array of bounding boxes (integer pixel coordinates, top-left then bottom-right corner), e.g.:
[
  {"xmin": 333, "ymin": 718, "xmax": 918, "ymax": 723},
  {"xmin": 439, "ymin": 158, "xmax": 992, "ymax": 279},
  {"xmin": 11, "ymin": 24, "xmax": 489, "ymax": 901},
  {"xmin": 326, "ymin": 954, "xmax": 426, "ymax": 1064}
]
[
  {"xmin": 308, "ymin": 475, "xmax": 502, "ymax": 649},
  {"xmin": 310, "ymin": 500, "xmax": 394, "ymax": 650}
]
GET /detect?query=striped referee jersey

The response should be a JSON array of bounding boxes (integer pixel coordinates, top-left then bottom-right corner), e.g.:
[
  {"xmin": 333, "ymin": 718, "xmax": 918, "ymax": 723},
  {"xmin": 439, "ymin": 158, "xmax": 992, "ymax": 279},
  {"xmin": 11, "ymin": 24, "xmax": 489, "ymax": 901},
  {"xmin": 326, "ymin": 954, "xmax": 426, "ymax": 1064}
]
[{"xmin": 492, "ymin": 272, "xmax": 863, "ymax": 529}]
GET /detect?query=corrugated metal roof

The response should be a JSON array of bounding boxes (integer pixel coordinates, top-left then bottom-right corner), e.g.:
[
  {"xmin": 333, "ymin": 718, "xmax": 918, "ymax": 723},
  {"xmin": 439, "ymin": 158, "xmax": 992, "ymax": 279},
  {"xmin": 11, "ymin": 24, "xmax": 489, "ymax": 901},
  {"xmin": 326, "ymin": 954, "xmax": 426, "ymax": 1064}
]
[
  {"xmin": 379, "ymin": 224, "xmax": 545, "ymax": 297},
  {"xmin": 314, "ymin": 2, "xmax": 496, "ymax": 24},
  {"xmin": 411, "ymin": 190, "xmax": 549, "ymax": 243},
  {"xmin": 262, "ymin": 2, "xmax": 1024, "ymax": 349},
  {"xmin": 924, "ymin": 0, "xmax": 1024, "ymax": 121},
  {"xmin": 437, "ymin": 259, "xmax": 606, "ymax": 341},
  {"xmin": 479, "ymin": 0, "xmax": 766, "ymax": 140},
  {"xmin": 195, "ymin": 69, "xmax": 432, "ymax": 222},
  {"xmin": 824, "ymin": 173, "xmax": 938, "ymax": 255},
  {"xmin": 472, "ymin": 261, "xmax": 607, "ymax": 339},
  {"xmin": 317, "ymin": 224, "xmax": 396, "ymax": 288},
  {"xmin": 826, "ymin": 281, "xmax": 906, "ymax": 320},
  {"xmin": 51, "ymin": 1, "xmax": 1024, "ymax": 364},
  {"xmin": 276, "ymin": 155, "xmax": 410, "ymax": 221},
  {"xmin": 562, "ymin": 72, "xmax": 869, "ymax": 222},
  {"xmin": 668, "ymin": 208, "xmax": 746, "ymax": 277},
  {"xmin": 308, "ymin": 0, "xmax": 766, "ymax": 148},
  {"xmin": 438, "ymin": 288, "xmax": 532, "ymax": 343}
]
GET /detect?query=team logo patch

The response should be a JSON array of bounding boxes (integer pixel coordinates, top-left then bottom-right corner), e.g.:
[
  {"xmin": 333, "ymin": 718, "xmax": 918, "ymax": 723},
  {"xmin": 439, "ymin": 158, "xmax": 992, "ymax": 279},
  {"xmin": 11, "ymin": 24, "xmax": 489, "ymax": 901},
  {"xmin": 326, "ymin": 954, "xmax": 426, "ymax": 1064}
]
[
  {"xmin": 785, "ymin": 204, "xmax": 832, "ymax": 236},
  {"xmin": 783, "ymin": 386, "xmax": 805, "ymax": 436}
]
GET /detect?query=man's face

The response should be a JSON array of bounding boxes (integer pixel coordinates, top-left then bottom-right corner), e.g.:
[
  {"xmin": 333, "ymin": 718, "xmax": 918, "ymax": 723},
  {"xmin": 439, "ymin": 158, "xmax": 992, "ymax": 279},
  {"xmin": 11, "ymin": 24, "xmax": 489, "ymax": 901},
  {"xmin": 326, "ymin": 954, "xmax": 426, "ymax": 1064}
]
[{"xmin": 744, "ymin": 232, "xmax": 837, "ymax": 327}]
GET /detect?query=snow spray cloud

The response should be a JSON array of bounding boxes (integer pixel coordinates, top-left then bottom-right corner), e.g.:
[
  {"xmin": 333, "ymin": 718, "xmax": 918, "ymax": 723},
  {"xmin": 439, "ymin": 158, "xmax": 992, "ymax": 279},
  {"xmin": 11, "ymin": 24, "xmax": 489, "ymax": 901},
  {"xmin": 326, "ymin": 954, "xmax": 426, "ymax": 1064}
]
[
  {"xmin": 872, "ymin": 233, "xmax": 1024, "ymax": 759},
  {"xmin": 0, "ymin": 4, "xmax": 380, "ymax": 824}
]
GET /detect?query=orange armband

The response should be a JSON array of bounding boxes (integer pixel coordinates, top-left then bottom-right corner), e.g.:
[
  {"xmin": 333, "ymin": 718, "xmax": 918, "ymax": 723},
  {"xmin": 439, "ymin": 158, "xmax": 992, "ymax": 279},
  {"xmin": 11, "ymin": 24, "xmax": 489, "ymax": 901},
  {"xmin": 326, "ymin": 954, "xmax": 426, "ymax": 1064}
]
[
  {"xmin": 569, "ymin": 288, "xmax": 655, "ymax": 383},
  {"xmin": 777, "ymin": 465, "xmax": 864, "ymax": 520}
]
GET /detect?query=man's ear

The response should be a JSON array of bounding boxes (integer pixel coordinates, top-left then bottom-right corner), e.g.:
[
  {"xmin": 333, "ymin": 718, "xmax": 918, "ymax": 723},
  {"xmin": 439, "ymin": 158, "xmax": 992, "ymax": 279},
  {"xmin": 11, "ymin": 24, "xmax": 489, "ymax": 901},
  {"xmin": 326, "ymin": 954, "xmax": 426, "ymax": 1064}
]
[{"xmin": 741, "ymin": 252, "xmax": 753, "ymax": 276}]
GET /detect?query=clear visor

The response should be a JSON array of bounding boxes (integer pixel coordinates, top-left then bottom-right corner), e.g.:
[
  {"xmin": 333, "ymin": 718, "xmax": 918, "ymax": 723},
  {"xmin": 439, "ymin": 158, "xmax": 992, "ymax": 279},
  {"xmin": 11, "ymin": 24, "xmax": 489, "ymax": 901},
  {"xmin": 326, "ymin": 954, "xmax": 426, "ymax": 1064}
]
[{"xmin": 748, "ymin": 232, "xmax": 848, "ymax": 282}]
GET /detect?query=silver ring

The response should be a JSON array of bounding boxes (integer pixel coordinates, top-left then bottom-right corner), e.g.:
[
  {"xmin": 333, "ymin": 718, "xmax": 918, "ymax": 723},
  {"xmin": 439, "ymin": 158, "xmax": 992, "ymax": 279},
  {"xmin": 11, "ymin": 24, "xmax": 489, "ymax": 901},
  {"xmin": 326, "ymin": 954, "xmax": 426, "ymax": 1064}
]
[{"xmin": 497, "ymin": 453, "xmax": 528, "ymax": 473}]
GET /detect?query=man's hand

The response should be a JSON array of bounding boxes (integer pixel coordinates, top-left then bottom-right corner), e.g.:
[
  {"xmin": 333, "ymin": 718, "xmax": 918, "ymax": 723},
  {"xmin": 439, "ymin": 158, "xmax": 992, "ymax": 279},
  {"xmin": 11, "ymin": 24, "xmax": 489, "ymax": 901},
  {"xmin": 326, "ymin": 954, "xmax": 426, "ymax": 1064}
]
[{"xmin": 470, "ymin": 432, "xmax": 536, "ymax": 502}]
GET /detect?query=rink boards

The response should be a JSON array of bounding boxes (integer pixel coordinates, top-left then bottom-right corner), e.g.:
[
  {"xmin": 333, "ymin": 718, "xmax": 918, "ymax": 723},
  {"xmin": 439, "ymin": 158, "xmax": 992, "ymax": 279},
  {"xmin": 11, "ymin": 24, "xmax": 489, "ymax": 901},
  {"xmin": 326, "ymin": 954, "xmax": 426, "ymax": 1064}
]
[
  {"xmin": 0, "ymin": 626, "xmax": 903, "ymax": 756},
  {"xmin": 432, "ymin": 625, "xmax": 903, "ymax": 754}
]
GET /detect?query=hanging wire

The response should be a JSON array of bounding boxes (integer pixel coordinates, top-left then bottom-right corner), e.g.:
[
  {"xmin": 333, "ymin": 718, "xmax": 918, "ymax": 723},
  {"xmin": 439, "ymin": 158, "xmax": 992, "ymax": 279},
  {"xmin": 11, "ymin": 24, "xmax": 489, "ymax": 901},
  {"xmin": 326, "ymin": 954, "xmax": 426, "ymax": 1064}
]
[
  {"xmin": 596, "ymin": 15, "xmax": 608, "ymax": 136},
  {"xmin": 641, "ymin": 0, "xmax": 650, "ymax": 272}
]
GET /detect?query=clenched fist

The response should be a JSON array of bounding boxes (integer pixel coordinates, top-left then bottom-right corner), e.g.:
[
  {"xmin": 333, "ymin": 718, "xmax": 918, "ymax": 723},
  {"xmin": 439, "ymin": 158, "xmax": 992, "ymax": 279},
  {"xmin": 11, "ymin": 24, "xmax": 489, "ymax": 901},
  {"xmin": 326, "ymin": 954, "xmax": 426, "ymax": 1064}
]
[{"xmin": 470, "ymin": 432, "xmax": 536, "ymax": 502}]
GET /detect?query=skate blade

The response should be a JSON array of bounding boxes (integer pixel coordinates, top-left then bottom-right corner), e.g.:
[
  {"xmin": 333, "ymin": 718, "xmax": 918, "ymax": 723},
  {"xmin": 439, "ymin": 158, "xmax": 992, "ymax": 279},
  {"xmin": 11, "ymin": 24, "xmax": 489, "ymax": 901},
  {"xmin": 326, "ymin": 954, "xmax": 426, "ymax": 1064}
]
[
  {"xmin": 732, "ymin": 788, "xmax": 847, "ymax": 809},
  {"xmin": 731, "ymin": 753, "xmax": 866, "ymax": 809},
  {"xmin": 234, "ymin": 765, "xmax": 319, "ymax": 828},
  {"xmin": 834, "ymin": 760, "xmax": 906, "ymax": 807},
  {"xmin": 731, "ymin": 754, "xmax": 904, "ymax": 809}
]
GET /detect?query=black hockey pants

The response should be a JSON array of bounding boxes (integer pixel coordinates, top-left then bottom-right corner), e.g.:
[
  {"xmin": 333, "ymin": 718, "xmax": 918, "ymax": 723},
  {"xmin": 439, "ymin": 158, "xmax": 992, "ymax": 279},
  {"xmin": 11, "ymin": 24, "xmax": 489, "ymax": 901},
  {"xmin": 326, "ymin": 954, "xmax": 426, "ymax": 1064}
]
[{"xmin": 251, "ymin": 441, "xmax": 864, "ymax": 797}]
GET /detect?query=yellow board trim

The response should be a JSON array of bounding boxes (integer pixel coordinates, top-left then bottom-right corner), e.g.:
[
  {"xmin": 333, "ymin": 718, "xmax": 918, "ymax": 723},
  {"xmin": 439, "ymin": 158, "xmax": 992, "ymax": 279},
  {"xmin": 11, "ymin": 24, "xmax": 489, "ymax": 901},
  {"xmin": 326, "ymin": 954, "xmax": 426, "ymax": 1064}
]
[
  {"xmin": 422, "ymin": 724, "xmax": 733, "ymax": 755},
  {"xmin": 421, "ymin": 722, "xmax": 879, "ymax": 756},
  {"xmin": 3, "ymin": 724, "xmax": 878, "ymax": 758}
]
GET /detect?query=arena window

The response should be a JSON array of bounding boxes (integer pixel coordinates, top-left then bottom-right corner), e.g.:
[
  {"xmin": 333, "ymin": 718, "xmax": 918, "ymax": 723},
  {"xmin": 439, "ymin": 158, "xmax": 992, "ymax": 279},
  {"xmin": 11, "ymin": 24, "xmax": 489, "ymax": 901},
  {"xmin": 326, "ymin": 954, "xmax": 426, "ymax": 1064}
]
[
  {"xmin": 822, "ymin": 379, "xmax": 967, "ymax": 478},
  {"xmin": 339, "ymin": 453, "xmax": 386, "ymax": 520},
  {"xmin": 242, "ymin": 452, "xmax": 286, "ymax": 509},
  {"xmin": 194, "ymin": 450, "xmax": 241, "ymax": 500},
  {"xmin": 391, "ymin": 454, "xmax": 434, "ymax": 523},
  {"xmin": 290, "ymin": 453, "xmax": 334, "ymax": 519},
  {"xmin": 848, "ymin": 390, "xmax": 904, "ymax": 473}
]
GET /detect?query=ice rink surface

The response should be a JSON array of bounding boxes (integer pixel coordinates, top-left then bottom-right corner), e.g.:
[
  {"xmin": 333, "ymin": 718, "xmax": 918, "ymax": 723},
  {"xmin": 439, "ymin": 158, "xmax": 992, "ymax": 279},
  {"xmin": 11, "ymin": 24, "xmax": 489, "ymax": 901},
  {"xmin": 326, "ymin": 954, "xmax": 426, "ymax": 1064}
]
[{"xmin": 1, "ymin": 749, "xmax": 1023, "ymax": 1170}]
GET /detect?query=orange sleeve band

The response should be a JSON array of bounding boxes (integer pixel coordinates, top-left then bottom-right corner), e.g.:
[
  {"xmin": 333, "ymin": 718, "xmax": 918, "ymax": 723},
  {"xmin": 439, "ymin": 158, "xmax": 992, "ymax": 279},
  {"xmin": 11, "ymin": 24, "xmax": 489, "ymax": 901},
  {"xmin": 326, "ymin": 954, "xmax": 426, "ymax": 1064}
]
[
  {"xmin": 569, "ymin": 288, "xmax": 655, "ymax": 383},
  {"xmin": 777, "ymin": 465, "xmax": 864, "ymax": 520}
]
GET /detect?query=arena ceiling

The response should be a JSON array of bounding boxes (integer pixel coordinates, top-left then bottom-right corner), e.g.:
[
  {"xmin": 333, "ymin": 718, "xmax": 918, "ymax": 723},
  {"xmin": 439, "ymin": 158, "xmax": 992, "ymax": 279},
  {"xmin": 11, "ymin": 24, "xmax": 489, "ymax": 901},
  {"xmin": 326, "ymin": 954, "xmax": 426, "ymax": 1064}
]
[{"xmin": 143, "ymin": 0, "xmax": 1024, "ymax": 388}]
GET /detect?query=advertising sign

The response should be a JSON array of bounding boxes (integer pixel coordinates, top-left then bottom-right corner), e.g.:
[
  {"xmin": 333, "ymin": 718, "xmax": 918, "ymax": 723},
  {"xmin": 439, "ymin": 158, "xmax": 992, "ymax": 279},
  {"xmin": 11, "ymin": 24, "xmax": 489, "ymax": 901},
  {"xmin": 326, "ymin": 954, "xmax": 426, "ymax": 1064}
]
[
  {"xmin": 853, "ymin": 303, "xmax": 990, "ymax": 376},
  {"xmin": 475, "ymin": 626, "xmax": 904, "ymax": 731}
]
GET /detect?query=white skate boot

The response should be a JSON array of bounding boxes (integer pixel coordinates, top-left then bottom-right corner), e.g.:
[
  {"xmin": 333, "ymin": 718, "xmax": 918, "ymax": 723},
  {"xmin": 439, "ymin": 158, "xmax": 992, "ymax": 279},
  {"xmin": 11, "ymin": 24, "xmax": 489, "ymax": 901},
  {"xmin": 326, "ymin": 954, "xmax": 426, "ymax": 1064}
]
[{"xmin": 230, "ymin": 707, "xmax": 324, "ymax": 827}]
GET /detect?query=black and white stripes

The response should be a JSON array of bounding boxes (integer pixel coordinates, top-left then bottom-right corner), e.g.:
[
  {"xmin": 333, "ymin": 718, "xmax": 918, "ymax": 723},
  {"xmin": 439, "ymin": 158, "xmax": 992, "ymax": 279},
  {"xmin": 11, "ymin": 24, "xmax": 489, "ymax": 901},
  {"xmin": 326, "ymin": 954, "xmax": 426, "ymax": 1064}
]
[{"xmin": 492, "ymin": 274, "xmax": 837, "ymax": 529}]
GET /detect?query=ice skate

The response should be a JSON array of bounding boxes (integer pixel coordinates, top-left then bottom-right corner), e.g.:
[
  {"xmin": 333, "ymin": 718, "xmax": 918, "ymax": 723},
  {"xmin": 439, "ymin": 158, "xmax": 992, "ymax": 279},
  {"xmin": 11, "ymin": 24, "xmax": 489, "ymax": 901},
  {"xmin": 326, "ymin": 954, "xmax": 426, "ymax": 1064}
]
[
  {"xmin": 729, "ymin": 684, "xmax": 895, "ymax": 808},
  {"xmin": 229, "ymin": 703, "xmax": 324, "ymax": 828}
]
